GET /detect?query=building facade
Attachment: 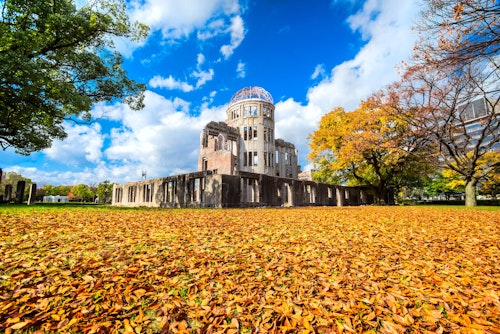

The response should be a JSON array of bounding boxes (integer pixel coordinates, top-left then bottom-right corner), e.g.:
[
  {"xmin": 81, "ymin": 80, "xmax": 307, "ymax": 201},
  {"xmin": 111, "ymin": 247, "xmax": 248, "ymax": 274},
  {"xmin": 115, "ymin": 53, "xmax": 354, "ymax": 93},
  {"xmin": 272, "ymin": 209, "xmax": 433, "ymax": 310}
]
[
  {"xmin": 111, "ymin": 170, "xmax": 376, "ymax": 208},
  {"xmin": 198, "ymin": 87, "xmax": 299, "ymax": 179},
  {"xmin": 455, "ymin": 97, "xmax": 499, "ymax": 152}
]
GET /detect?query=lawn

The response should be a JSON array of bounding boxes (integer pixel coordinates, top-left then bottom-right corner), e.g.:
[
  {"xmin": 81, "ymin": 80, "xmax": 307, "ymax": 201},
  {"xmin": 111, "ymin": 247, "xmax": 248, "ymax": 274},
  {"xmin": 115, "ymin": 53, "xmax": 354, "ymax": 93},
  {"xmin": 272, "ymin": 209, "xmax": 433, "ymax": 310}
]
[{"xmin": 0, "ymin": 206, "xmax": 499, "ymax": 333}]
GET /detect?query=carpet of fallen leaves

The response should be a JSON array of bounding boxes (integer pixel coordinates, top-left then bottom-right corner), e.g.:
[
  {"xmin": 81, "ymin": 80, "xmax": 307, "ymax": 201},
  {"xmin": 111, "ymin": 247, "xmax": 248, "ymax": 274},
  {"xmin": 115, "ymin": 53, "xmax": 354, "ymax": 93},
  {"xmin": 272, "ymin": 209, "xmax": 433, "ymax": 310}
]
[{"xmin": 0, "ymin": 206, "xmax": 499, "ymax": 334}]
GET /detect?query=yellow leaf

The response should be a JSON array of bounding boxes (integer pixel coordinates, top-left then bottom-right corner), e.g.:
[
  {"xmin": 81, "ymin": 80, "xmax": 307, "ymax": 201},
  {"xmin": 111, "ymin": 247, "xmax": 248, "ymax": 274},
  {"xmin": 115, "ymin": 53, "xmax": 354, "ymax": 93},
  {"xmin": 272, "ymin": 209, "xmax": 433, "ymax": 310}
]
[
  {"xmin": 178, "ymin": 320, "xmax": 188, "ymax": 330},
  {"xmin": 230, "ymin": 317, "xmax": 239, "ymax": 329},
  {"xmin": 6, "ymin": 317, "xmax": 20, "ymax": 324},
  {"xmin": 134, "ymin": 288, "xmax": 146, "ymax": 297},
  {"xmin": 82, "ymin": 275, "xmax": 94, "ymax": 282},
  {"xmin": 303, "ymin": 318, "xmax": 312, "ymax": 330},
  {"xmin": 123, "ymin": 319, "xmax": 135, "ymax": 334},
  {"xmin": 364, "ymin": 312, "xmax": 376, "ymax": 321},
  {"xmin": 10, "ymin": 321, "xmax": 30, "ymax": 330}
]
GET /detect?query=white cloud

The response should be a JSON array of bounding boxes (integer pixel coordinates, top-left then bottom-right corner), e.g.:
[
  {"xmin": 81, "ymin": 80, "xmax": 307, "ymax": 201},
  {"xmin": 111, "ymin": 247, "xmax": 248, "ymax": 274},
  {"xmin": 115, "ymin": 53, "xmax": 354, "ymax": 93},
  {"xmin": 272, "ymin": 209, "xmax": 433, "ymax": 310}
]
[
  {"xmin": 44, "ymin": 123, "xmax": 104, "ymax": 165},
  {"xmin": 10, "ymin": 90, "xmax": 227, "ymax": 185},
  {"xmin": 197, "ymin": 19, "xmax": 226, "ymax": 40},
  {"xmin": 307, "ymin": 0, "xmax": 419, "ymax": 112},
  {"xmin": 148, "ymin": 75, "xmax": 195, "ymax": 92},
  {"xmin": 197, "ymin": 53, "xmax": 205, "ymax": 66},
  {"xmin": 274, "ymin": 0, "xmax": 419, "ymax": 167},
  {"xmin": 311, "ymin": 64, "xmax": 326, "ymax": 80},
  {"xmin": 192, "ymin": 68, "xmax": 215, "ymax": 88},
  {"xmin": 101, "ymin": 90, "xmax": 226, "ymax": 181},
  {"xmin": 236, "ymin": 60, "xmax": 246, "ymax": 78},
  {"xmin": 220, "ymin": 15, "xmax": 245, "ymax": 59},
  {"xmin": 129, "ymin": 0, "xmax": 244, "ymax": 48},
  {"xmin": 149, "ymin": 53, "xmax": 214, "ymax": 92}
]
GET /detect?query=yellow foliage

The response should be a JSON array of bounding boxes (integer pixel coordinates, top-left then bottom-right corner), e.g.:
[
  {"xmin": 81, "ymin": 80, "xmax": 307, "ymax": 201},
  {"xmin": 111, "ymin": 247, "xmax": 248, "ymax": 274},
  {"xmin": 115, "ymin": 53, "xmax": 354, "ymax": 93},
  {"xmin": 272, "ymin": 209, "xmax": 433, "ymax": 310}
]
[{"xmin": 308, "ymin": 101, "xmax": 435, "ymax": 189}]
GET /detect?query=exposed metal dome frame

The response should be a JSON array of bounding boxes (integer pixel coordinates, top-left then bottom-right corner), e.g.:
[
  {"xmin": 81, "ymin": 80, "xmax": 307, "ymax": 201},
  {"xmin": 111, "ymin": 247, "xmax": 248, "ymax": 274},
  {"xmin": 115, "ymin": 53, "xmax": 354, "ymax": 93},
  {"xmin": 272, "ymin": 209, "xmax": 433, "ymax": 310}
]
[{"xmin": 229, "ymin": 86, "xmax": 273, "ymax": 106}]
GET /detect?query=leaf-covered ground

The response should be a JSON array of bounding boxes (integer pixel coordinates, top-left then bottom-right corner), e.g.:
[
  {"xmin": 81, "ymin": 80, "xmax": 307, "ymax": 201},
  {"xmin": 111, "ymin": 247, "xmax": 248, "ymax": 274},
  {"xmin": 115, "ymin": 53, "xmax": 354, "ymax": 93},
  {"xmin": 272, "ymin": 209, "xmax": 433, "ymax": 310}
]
[{"xmin": 0, "ymin": 206, "xmax": 499, "ymax": 333}]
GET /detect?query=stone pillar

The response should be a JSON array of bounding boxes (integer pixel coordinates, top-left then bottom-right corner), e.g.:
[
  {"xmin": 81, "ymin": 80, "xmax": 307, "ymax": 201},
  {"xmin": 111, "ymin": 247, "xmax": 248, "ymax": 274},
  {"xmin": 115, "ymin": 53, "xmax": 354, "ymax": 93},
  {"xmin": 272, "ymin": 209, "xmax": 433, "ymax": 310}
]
[
  {"xmin": 4, "ymin": 184, "xmax": 12, "ymax": 202},
  {"xmin": 16, "ymin": 181, "xmax": 26, "ymax": 204},
  {"xmin": 28, "ymin": 183, "xmax": 37, "ymax": 205},
  {"xmin": 336, "ymin": 187, "xmax": 345, "ymax": 206},
  {"xmin": 360, "ymin": 188, "xmax": 368, "ymax": 205},
  {"xmin": 386, "ymin": 186, "xmax": 395, "ymax": 205}
]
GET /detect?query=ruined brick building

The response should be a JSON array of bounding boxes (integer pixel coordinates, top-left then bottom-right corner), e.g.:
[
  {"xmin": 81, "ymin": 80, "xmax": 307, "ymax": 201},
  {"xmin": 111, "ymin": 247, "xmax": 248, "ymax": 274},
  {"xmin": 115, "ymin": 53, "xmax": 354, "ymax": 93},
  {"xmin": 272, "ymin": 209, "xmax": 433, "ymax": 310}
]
[
  {"xmin": 112, "ymin": 87, "xmax": 377, "ymax": 207},
  {"xmin": 198, "ymin": 86, "xmax": 299, "ymax": 178}
]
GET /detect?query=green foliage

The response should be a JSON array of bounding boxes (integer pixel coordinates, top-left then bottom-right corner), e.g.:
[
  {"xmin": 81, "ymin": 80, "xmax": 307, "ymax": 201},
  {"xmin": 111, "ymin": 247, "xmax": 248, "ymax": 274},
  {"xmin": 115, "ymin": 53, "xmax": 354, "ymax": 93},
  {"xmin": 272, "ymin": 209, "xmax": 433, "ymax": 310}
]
[
  {"xmin": 42, "ymin": 184, "xmax": 71, "ymax": 196},
  {"xmin": 71, "ymin": 184, "xmax": 95, "ymax": 202},
  {"xmin": 0, "ymin": 0, "xmax": 149, "ymax": 155},
  {"xmin": 1, "ymin": 171, "xmax": 32, "ymax": 200},
  {"xmin": 422, "ymin": 170, "xmax": 467, "ymax": 200},
  {"xmin": 96, "ymin": 180, "xmax": 114, "ymax": 204}
]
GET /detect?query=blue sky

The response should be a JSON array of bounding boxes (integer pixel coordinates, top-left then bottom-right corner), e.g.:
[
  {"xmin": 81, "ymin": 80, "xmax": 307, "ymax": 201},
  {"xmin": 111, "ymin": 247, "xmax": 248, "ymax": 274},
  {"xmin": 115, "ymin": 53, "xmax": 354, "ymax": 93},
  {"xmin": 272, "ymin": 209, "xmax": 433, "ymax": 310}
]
[{"xmin": 2, "ymin": 0, "xmax": 420, "ymax": 186}]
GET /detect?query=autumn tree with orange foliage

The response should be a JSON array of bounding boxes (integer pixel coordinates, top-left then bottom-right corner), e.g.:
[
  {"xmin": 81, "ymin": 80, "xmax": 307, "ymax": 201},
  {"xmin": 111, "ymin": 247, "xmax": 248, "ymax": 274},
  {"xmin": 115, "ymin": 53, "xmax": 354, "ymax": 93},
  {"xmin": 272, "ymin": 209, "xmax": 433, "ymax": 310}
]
[
  {"xmin": 308, "ymin": 102, "xmax": 435, "ymax": 204},
  {"xmin": 380, "ymin": 0, "xmax": 499, "ymax": 206}
]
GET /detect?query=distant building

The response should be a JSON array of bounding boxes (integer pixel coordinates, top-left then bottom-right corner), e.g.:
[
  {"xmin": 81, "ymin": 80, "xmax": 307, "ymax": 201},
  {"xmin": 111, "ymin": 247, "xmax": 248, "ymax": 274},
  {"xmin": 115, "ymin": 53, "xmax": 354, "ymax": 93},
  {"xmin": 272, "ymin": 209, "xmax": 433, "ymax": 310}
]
[
  {"xmin": 43, "ymin": 195, "xmax": 69, "ymax": 203},
  {"xmin": 455, "ymin": 97, "xmax": 499, "ymax": 151},
  {"xmin": 298, "ymin": 170, "xmax": 314, "ymax": 181}
]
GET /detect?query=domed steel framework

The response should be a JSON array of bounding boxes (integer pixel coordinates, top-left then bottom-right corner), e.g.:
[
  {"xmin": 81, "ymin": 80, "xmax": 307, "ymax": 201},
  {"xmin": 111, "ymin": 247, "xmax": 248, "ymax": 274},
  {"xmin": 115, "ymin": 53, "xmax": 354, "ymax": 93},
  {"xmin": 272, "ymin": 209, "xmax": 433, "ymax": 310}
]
[{"xmin": 229, "ymin": 86, "xmax": 273, "ymax": 106}]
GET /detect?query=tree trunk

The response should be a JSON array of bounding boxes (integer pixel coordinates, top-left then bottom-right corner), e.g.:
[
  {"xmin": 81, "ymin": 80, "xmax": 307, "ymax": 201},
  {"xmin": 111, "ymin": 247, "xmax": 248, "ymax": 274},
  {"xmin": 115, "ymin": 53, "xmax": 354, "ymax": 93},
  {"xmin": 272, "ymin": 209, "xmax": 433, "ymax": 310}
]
[{"xmin": 465, "ymin": 180, "xmax": 477, "ymax": 207}]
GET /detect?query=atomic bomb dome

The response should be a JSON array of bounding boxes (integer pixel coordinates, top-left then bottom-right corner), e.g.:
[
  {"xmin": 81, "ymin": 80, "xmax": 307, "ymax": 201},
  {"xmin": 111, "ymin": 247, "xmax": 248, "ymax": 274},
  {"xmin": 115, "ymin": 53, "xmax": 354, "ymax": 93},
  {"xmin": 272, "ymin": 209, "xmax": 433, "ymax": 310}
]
[
  {"xmin": 198, "ymin": 86, "xmax": 298, "ymax": 179},
  {"xmin": 229, "ymin": 86, "xmax": 274, "ymax": 106},
  {"xmin": 112, "ymin": 85, "xmax": 380, "ymax": 208}
]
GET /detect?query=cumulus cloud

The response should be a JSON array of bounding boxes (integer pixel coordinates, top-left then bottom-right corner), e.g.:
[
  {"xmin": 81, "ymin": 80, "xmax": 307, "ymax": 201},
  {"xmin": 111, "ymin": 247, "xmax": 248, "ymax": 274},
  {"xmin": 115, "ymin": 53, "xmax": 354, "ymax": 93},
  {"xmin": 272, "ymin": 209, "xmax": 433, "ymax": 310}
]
[
  {"xmin": 10, "ymin": 90, "xmax": 227, "ymax": 185},
  {"xmin": 275, "ymin": 0, "xmax": 419, "ymax": 167},
  {"xmin": 192, "ymin": 68, "xmax": 215, "ymax": 88},
  {"xmin": 129, "ymin": 0, "xmax": 244, "ymax": 48},
  {"xmin": 148, "ymin": 75, "xmax": 195, "ymax": 92},
  {"xmin": 101, "ymin": 90, "xmax": 227, "ymax": 182},
  {"xmin": 44, "ymin": 123, "xmax": 104, "ymax": 165},
  {"xmin": 197, "ymin": 53, "xmax": 205, "ymax": 65},
  {"xmin": 307, "ymin": 0, "xmax": 419, "ymax": 112},
  {"xmin": 149, "ymin": 53, "xmax": 214, "ymax": 92}
]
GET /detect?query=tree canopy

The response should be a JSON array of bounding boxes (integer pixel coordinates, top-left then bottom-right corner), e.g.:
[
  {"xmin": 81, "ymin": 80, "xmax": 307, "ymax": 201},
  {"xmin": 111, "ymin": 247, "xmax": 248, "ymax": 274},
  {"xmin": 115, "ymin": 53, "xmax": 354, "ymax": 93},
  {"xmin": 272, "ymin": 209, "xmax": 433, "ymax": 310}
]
[
  {"xmin": 308, "ymin": 102, "xmax": 435, "ymax": 204},
  {"xmin": 96, "ymin": 180, "xmax": 113, "ymax": 204},
  {"xmin": 414, "ymin": 0, "xmax": 499, "ymax": 67},
  {"xmin": 0, "ymin": 0, "xmax": 148, "ymax": 155},
  {"xmin": 71, "ymin": 184, "xmax": 95, "ymax": 202}
]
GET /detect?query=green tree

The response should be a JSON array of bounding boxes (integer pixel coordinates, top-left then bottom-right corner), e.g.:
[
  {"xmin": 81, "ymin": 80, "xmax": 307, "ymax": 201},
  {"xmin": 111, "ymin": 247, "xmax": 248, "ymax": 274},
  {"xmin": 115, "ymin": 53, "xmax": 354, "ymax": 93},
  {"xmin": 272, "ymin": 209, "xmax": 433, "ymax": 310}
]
[
  {"xmin": 0, "ymin": 0, "xmax": 148, "ymax": 155},
  {"xmin": 308, "ymin": 101, "xmax": 435, "ymax": 204},
  {"xmin": 43, "ymin": 184, "xmax": 71, "ymax": 196},
  {"xmin": 97, "ymin": 180, "xmax": 114, "ymax": 204},
  {"xmin": 71, "ymin": 184, "xmax": 95, "ymax": 202},
  {"xmin": 424, "ymin": 171, "xmax": 463, "ymax": 199}
]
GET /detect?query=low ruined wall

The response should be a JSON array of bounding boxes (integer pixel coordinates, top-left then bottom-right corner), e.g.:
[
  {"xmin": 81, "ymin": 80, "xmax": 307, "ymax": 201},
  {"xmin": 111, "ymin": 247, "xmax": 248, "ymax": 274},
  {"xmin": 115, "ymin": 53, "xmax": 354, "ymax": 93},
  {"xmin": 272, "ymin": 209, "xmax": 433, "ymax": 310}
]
[{"xmin": 112, "ymin": 171, "xmax": 376, "ymax": 208}]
